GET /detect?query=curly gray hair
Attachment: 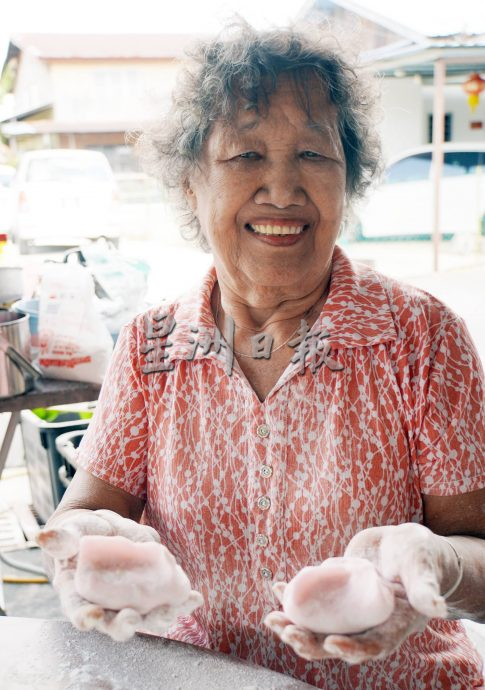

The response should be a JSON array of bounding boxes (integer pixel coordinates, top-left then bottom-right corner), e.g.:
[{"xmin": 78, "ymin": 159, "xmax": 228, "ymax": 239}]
[{"xmin": 136, "ymin": 21, "xmax": 382, "ymax": 251}]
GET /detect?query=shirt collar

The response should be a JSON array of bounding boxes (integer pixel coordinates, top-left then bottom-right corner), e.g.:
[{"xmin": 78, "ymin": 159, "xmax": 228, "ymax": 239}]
[
  {"xmin": 313, "ymin": 244, "xmax": 399, "ymax": 348},
  {"xmin": 144, "ymin": 244, "xmax": 398, "ymax": 364}
]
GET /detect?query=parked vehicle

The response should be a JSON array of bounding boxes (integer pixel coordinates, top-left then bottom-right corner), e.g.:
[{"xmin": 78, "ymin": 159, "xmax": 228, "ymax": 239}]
[
  {"xmin": 353, "ymin": 143, "xmax": 485, "ymax": 241},
  {"xmin": 9, "ymin": 149, "xmax": 120, "ymax": 252},
  {"xmin": 0, "ymin": 164, "xmax": 16, "ymax": 232}
]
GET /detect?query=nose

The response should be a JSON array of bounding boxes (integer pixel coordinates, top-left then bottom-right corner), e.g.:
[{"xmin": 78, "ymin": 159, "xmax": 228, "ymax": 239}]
[{"xmin": 253, "ymin": 160, "xmax": 307, "ymax": 208}]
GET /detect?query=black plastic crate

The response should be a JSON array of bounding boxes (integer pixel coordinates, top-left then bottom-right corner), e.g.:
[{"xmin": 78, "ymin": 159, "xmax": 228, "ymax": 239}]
[{"xmin": 20, "ymin": 404, "xmax": 95, "ymax": 524}]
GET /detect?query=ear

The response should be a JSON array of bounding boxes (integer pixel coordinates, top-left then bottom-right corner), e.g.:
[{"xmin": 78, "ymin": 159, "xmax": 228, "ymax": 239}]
[{"xmin": 184, "ymin": 180, "xmax": 198, "ymax": 213}]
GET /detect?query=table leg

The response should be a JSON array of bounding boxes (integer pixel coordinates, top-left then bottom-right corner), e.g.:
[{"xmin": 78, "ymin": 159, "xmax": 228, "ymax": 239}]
[{"xmin": 0, "ymin": 411, "xmax": 21, "ymax": 480}]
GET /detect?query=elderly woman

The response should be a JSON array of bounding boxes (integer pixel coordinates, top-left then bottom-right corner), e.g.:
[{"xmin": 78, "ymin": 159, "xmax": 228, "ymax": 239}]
[{"xmin": 39, "ymin": 24, "xmax": 485, "ymax": 690}]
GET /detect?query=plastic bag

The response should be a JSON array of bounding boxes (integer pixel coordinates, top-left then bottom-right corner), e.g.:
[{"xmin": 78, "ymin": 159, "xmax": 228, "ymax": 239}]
[
  {"xmin": 71, "ymin": 239, "xmax": 150, "ymax": 339},
  {"xmin": 38, "ymin": 262, "xmax": 114, "ymax": 384}
]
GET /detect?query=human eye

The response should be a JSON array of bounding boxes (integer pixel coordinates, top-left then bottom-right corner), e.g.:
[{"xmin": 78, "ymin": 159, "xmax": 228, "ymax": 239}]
[
  {"xmin": 300, "ymin": 150, "xmax": 324, "ymax": 160},
  {"xmin": 238, "ymin": 151, "xmax": 261, "ymax": 160}
]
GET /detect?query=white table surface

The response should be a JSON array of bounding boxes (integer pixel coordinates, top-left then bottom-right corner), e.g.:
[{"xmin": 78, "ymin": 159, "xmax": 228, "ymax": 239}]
[{"xmin": 0, "ymin": 616, "xmax": 317, "ymax": 690}]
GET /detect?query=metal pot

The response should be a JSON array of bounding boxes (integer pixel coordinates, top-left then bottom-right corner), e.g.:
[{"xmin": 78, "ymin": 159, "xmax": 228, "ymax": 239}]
[{"xmin": 0, "ymin": 310, "xmax": 41, "ymax": 398}]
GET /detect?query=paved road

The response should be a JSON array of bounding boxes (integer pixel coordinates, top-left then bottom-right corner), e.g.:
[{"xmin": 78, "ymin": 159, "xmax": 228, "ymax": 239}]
[{"xmin": 343, "ymin": 238, "xmax": 485, "ymax": 363}]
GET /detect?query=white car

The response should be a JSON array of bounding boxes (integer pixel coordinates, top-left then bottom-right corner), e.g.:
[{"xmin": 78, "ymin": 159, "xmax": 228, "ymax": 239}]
[
  {"xmin": 9, "ymin": 149, "xmax": 120, "ymax": 252},
  {"xmin": 354, "ymin": 143, "xmax": 485, "ymax": 241}
]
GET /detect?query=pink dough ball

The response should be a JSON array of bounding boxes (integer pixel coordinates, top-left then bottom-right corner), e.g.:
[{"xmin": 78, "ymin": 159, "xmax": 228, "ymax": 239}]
[
  {"xmin": 282, "ymin": 557, "xmax": 395, "ymax": 634},
  {"xmin": 74, "ymin": 535, "xmax": 191, "ymax": 615}
]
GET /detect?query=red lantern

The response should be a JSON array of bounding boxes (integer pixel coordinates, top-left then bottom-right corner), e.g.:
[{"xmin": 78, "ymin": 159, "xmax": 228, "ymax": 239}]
[{"xmin": 463, "ymin": 72, "xmax": 485, "ymax": 112}]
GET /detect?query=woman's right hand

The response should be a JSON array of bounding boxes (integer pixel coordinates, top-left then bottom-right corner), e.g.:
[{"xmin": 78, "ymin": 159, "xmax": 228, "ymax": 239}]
[{"xmin": 36, "ymin": 509, "xmax": 203, "ymax": 641}]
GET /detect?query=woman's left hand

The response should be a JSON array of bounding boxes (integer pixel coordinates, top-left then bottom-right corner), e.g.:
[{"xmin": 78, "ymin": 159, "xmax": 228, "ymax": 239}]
[{"xmin": 264, "ymin": 523, "xmax": 454, "ymax": 664}]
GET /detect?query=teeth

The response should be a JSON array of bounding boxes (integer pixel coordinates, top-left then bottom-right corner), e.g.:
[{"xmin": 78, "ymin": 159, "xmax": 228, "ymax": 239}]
[{"xmin": 251, "ymin": 224, "xmax": 305, "ymax": 235}]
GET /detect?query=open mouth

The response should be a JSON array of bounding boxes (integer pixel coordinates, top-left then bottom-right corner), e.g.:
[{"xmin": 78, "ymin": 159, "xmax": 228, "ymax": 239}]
[{"xmin": 245, "ymin": 223, "xmax": 309, "ymax": 236}]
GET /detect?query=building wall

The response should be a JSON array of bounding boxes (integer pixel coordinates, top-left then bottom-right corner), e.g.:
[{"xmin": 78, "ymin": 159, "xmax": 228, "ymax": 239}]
[
  {"xmin": 13, "ymin": 50, "xmax": 52, "ymax": 114},
  {"xmin": 15, "ymin": 133, "xmax": 60, "ymax": 152},
  {"xmin": 57, "ymin": 132, "xmax": 126, "ymax": 148},
  {"xmin": 422, "ymin": 84, "xmax": 485, "ymax": 144},
  {"xmin": 378, "ymin": 77, "xmax": 424, "ymax": 161},
  {"xmin": 49, "ymin": 59, "xmax": 179, "ymax": 123},
  {"xmin": 379, "ymin": 79, "xmax": 485, "ymax": 163}
]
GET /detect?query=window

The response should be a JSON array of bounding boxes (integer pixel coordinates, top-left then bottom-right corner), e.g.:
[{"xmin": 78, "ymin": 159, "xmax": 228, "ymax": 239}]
[
  {"xmin": 442, "ymin": 151, "xmax": 485, "ymax": 177},
  {"xmin": 385, "ymin": 153, "xmax": 432, "ymax": 184},
  {"xmin": 26, "ymin": 156, "xmax": 112, "ymax": 183},
  {"xmin": 87, "ymin": 145, "xmax": 138, "ymax": 173},
  {"xmin": 428, "ymin": 113, "xmax": 452, "ymax": 143}
]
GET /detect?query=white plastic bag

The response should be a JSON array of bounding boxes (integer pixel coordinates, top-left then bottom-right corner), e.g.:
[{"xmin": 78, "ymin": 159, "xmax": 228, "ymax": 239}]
[
  {"xmin": 38, "ymin": 263, "xmax": 114, "ymax": 384},
  {"xmin": 75, "ymin": 240, "xmax": 150, "ymax": 338}
]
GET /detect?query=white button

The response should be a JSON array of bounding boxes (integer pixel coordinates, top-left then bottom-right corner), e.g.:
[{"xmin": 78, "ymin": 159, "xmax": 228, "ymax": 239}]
[
  {"xmin": 260, "ymin": 465, "xmax": 272, "ymax": 478},
  {"xmin": 261, "ymin": 567, "xmax": 273, "ymax": 579},
  {"xmin": 257, "ymin": 424, "xmax": 270, "ymax": 438},
  {"xmin": 257, "ymin": 496, "xmax": 271, "ymax": 511},
  {"xmin": 256, "ymin": 534, "xmax": 269, "ymax": 547}
]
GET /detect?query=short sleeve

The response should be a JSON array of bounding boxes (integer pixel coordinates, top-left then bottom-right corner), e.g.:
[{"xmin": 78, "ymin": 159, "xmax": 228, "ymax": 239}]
[
  {"xmin": 416, "ymin": 316, "xmax": 485, "ymax": 496},
  {"xmin": 75, "ymin": 319, "xmax": 149, "ymax": 500}
]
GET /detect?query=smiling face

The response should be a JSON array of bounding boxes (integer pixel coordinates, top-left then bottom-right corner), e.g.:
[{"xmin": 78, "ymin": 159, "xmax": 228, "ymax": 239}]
[{"xmin": 185, "ymin": 76, "xmax": 347, "ymax": 303}]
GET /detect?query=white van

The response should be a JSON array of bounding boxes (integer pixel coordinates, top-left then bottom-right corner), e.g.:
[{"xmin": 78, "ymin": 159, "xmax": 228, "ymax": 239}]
[
  {"xmin": 10, "ymin": 149, "xmax": 120, "ymax": 252},
  {"xmin": 354, "ymin": 143, "xmax": 485, "ymax": 242}
]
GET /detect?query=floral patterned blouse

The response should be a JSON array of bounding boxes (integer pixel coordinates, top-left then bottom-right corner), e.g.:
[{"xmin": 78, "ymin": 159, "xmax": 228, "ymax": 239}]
[{"xmin": 76, "ymin": 244, "xmax": 485, "ymax": 689}]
